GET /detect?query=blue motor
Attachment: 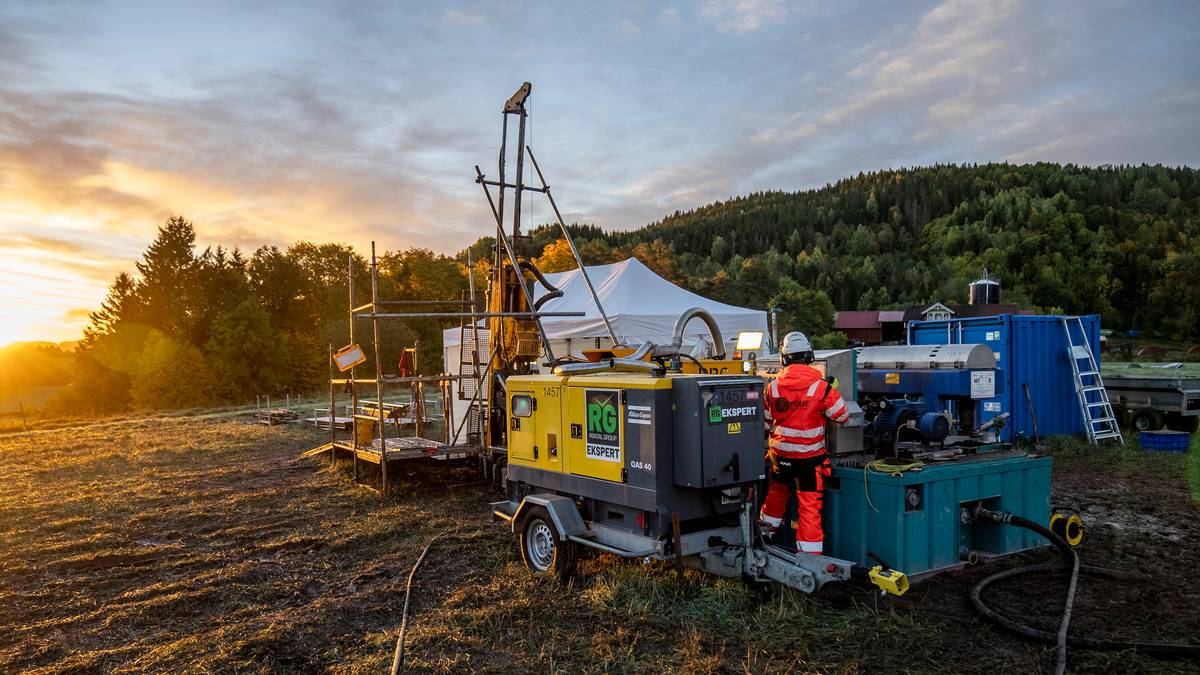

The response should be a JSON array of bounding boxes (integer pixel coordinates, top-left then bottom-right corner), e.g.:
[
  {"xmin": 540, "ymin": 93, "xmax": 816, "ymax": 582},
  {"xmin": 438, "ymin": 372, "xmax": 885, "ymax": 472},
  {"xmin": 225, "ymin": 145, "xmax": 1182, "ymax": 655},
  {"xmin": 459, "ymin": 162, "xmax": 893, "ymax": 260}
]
[
  {"xmin": 918, "ymin": 411, "xmax": 950, "ymax": 443},
  {"xmin": 869, "ymin": 398, "xmax": 950, "ymax": 448}
]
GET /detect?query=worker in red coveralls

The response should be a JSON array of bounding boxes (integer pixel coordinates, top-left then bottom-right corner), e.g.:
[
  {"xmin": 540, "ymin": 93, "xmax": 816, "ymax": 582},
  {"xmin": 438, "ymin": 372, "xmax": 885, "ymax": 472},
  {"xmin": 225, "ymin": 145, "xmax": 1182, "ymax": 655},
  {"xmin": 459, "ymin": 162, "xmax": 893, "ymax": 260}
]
[{"xmin": 759, "ymin": 331, "xmax": 850, "ymax": 555}]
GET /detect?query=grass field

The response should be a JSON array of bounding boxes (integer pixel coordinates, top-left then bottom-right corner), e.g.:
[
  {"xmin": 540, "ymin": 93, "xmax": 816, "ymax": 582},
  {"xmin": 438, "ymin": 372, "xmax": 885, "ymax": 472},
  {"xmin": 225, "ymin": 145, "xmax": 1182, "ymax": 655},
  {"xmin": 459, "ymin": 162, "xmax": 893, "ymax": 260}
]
[{"xmin": 1, "ymin": 418, "xmax": 1197, "ymax": 673}]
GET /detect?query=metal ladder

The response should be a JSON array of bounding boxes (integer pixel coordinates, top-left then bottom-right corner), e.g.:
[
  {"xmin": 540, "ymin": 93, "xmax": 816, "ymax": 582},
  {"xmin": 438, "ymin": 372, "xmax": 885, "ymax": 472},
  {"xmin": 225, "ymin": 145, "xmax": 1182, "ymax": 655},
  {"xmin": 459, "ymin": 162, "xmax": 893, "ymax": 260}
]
[
  {"xmin": 1061, "ymin": 316, "xmax": 1122, "ymax": 444},
  {"xmin": 455, "ymin": 281, "xmax": 488, "ymax": 444},
  {"xmin": 456, "ymin": 289, "xmax": 483, "ymax": 401}
]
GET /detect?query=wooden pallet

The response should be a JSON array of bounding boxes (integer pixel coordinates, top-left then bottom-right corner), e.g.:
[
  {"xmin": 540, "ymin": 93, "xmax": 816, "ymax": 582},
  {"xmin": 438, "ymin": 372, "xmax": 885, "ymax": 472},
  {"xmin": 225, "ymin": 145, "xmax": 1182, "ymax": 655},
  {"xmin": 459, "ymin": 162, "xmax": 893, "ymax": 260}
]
[
  {"xmin": 302, "ymin": 439, "xmax": 484, "ymax": 463},
  {"xmin": 306, "ymin": 415, "xmax": 354, "ymax": 430}
]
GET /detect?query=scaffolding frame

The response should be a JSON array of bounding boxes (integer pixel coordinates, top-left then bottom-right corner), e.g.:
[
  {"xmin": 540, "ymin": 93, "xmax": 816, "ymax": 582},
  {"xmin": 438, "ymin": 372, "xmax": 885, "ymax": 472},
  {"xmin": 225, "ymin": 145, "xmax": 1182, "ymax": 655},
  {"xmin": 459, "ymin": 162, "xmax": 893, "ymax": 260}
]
[{"xmin": 310, "ymin": 242, "xmax": 584, "ymax": 492}]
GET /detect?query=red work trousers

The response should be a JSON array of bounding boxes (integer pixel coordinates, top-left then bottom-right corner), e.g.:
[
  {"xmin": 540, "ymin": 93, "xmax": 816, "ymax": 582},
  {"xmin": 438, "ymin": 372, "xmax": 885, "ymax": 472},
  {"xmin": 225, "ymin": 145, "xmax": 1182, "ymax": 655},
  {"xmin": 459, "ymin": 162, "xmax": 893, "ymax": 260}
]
[{"xmin": 759, "ymin": 452, "xmax": 831, "ymax": 554}]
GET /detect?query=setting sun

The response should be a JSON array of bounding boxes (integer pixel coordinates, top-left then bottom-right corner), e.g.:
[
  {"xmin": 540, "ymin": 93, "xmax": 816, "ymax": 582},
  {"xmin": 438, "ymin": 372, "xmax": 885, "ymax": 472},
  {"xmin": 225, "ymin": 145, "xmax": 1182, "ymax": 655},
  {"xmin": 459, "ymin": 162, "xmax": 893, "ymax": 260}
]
[{"xmin": 0, "ymin": 246, "xmax": 105, "ymax": 347}]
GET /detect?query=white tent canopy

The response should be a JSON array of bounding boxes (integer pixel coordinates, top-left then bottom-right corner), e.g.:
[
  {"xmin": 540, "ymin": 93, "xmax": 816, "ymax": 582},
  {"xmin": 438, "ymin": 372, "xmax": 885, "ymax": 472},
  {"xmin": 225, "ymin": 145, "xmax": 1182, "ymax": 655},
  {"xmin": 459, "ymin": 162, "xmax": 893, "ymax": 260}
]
[{"xmin": 442, "ymin": 257, "xmax": 769, "ymax": 366}]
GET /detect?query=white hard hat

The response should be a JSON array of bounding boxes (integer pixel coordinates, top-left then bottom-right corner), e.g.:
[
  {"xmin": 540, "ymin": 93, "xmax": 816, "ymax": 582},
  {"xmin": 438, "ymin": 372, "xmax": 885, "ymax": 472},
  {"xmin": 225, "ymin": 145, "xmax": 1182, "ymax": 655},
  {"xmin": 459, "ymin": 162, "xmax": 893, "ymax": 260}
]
[{"xmin": 781, "ymin": 331, "xmax": 812, "ymax": 356}]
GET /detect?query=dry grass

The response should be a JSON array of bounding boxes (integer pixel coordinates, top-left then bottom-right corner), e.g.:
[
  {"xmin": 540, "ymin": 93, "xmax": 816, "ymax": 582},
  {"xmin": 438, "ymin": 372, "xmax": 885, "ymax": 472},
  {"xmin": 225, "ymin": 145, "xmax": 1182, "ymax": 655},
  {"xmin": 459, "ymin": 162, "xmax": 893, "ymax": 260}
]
[{"xmin": 0, "ymin": 419, "xmax": 1197, "ymax": 673}]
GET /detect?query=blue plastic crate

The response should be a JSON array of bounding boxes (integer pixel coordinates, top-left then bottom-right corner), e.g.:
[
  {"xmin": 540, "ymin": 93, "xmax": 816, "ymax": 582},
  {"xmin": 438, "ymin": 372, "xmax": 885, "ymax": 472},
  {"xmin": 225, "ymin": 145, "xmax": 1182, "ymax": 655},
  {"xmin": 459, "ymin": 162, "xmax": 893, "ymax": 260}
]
[{"xmin": 1139, "ymin": 430, "xmax": 1190, "ymax": 452}]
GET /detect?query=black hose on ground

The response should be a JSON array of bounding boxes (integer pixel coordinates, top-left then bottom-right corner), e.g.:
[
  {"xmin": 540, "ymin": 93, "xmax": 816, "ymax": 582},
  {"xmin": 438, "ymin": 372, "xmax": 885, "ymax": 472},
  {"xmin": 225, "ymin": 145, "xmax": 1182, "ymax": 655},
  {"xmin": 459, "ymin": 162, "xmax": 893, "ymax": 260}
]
[
  {"xmin": 971, "ymin": 508, "xmax": 1200, "ymax": 673},
  {"xmin": 973, "ymin": 508, "xmax": 1078, "ymax": 675},
  {"xmin": 390, "ymin": 534, "xmax": 443, "ymax": 674},
  {"xmin": 971, "ymin": 562, "xmax": 1200, "ymax": 658}
]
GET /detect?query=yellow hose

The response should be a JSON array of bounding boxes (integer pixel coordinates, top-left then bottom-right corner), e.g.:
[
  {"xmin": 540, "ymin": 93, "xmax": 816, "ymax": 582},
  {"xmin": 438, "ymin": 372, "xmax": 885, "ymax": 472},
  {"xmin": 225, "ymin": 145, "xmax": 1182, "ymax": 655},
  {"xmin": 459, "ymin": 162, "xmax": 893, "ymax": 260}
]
[{"xmin": 863, "ymin": 459, "xmax": 925, "ymax": 512}]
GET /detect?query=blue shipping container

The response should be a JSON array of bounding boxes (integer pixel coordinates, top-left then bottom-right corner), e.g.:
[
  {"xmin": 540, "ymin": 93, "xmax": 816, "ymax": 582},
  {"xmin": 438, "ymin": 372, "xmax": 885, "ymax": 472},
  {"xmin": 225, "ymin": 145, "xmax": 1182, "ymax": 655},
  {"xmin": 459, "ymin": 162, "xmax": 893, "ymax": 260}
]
[{"xmin": 908, "ymin": 314, "xmax": 1101, "ymax": 441}]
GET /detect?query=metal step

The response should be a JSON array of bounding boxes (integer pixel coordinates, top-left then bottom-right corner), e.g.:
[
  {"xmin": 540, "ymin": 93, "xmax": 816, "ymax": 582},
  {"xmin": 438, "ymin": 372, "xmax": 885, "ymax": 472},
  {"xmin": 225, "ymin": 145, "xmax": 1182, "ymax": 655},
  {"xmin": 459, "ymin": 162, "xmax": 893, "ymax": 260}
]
[
  {"xmin": 1089, "ymin": 416, "xmax": 1116, "ymax": 425},
  {"xmin": 1078, "ymin": 371, "xmax": 1100, "ymax": 378}
]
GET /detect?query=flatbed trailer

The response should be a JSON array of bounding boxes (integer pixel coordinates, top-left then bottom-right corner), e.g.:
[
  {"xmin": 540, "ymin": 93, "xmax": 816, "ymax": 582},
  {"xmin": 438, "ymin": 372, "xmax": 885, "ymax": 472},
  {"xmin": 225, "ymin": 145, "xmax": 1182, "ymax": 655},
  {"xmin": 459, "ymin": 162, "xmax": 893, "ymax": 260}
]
[{"xmin": 1103, "ymin": 374, "xmax": 1200, "ymax": 432}]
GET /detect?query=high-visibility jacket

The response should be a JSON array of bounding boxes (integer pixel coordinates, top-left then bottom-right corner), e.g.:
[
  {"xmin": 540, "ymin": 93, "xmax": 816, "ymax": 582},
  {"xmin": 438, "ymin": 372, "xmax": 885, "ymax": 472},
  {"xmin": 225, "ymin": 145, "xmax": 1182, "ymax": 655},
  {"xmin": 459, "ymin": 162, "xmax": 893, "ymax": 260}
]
[{"xmin": 765, "ymin": 363, "xmax": 850, "ymax": 458}]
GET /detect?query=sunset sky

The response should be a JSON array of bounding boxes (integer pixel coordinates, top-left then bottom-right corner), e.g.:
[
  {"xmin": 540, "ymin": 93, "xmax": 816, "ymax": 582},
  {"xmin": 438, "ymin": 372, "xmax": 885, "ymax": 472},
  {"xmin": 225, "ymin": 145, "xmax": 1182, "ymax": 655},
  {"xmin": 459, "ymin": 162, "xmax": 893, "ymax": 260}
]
[{"xmin": 1, "ymin": 0, "xmax": 1198, "ymax": 345}]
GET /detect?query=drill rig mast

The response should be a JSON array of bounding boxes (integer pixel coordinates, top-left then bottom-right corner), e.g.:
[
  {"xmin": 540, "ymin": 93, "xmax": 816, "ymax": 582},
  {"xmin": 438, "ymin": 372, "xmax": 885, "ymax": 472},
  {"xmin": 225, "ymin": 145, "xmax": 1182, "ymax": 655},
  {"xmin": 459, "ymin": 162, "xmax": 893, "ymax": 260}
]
[{"xmin": 472, "ymin": 82, "xmax": 618, "ymax": 453}]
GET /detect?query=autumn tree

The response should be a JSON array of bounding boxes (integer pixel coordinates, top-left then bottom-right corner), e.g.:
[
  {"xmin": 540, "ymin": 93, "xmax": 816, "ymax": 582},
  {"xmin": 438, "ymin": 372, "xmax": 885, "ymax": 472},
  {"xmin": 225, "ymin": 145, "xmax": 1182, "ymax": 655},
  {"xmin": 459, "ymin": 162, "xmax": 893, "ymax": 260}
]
[{"xmin": 534, "ymin": 239, "xmax": 578, "ymax": 272}]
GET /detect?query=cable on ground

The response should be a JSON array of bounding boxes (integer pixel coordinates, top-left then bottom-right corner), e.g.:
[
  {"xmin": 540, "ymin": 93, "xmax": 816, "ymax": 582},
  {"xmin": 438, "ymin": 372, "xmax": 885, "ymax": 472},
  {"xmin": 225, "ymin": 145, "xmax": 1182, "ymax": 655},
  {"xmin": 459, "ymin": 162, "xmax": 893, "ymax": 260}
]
[{"xmin": 390, "ymin": 533, "xmax": 444, "ymax": 674}]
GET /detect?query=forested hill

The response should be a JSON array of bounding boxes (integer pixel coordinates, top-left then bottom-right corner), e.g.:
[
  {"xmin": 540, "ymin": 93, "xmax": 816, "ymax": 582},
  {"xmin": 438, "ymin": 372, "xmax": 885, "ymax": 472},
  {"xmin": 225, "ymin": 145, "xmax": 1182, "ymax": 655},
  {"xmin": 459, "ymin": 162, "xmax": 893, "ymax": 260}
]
[
  {"xmin": 52, "ymin": 163, "xmax": 1199, "ymax": 415},
  {"xmin": 541, "ymin": 163, "xmax": 1197, "ymax": 340}
]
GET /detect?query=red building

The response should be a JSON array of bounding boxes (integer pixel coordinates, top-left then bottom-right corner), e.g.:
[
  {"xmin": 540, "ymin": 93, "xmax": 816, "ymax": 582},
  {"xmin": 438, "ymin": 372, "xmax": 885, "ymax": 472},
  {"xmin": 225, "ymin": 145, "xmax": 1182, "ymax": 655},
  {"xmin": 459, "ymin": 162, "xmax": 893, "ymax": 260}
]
[{"xmin": 834, "ymin": 311, "xmax": 883, "ymax": 345}]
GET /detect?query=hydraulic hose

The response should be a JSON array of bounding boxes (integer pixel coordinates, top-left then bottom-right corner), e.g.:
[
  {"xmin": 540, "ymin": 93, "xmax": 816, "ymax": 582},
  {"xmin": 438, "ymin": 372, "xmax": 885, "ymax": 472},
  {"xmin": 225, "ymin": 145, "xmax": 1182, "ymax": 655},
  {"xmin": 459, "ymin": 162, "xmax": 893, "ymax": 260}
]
[
  {"xmin": 971, "ymin": 563, "xmax": 1200, "ymax": 659},
  {"xmin": 664, "ymin": 307, "xmax": 726, "ymax": 360},
  {"xmin": 973, "ymin": 507, "xmax": 1077, "ymax": 675},
  {"xmin": 519, "ymin": 260, "xmax": 563, "ymax": 311},
  {"xmin": 971, "ymin": 507, "xmax": 1200, "ymax": 672}
]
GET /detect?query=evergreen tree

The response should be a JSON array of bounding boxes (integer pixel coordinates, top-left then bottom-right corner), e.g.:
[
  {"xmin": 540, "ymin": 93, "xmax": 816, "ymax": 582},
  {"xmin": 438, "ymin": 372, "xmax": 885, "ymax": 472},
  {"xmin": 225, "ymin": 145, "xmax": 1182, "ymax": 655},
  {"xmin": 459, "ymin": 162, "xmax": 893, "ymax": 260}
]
[
  {"xmin": 206, "ymin": 298, "xmax": 290, "ymax": 399},
  {"xmin": 134, "ymin": 215, "xmax": 198, "ymax": 335},
  {"xmin": 82, "ymin": 272, "xmax": 139, "ymax": 347}
]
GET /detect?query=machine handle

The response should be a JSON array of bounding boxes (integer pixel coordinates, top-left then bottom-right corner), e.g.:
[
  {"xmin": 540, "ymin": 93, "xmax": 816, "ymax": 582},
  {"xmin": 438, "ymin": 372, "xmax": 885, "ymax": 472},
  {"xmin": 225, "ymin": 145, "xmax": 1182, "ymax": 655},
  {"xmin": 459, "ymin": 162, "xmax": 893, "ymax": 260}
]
[{"xmin": 724, "ymin": 453, "xmax": 740, "ymax": 481}]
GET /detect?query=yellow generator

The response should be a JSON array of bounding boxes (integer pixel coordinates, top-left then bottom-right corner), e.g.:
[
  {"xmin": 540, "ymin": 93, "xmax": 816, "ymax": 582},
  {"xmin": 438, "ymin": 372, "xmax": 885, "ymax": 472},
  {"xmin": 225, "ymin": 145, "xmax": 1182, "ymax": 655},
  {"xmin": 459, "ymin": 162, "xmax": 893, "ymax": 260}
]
[{"xmin": 491, "ymin": 358, "xmax": 878, "ymax": 594}]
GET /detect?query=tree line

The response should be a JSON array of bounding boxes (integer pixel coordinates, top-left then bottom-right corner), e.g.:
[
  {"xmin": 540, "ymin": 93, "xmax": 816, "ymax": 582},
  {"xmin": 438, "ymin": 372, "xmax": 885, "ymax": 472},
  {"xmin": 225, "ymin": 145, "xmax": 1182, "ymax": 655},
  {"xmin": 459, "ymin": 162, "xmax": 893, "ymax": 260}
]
[
  {"xmin": 62, "ymin": 162, "xmax": 1198, "ymax": 413},
  {"xmin": 58, "ymin": 217, "xmax": 466, "ymax": 413},
  {"xmin": 518, "ymin": 162, "xmax": 1198, "ymax": 342}
]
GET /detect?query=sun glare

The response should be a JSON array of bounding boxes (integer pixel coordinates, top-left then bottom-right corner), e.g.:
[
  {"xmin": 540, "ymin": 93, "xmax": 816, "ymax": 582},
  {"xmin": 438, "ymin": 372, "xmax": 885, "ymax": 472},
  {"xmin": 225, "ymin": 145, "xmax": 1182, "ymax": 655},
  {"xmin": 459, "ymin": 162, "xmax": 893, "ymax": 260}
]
[
  {"xmin": 0, "ymin": 251, "xmax": 101, "ymax": 347},
  {"xmin": 0, "ymin": 314, "xmax": 36, "ymax": 348}
]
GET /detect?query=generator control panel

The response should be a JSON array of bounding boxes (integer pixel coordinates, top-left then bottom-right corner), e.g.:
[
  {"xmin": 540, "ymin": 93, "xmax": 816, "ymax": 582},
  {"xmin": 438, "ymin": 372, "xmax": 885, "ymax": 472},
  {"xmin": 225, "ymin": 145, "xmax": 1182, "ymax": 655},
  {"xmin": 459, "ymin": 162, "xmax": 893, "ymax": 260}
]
[{"xmin": 673, "ymin": 377, "xmax": 767, "ymax": 488}]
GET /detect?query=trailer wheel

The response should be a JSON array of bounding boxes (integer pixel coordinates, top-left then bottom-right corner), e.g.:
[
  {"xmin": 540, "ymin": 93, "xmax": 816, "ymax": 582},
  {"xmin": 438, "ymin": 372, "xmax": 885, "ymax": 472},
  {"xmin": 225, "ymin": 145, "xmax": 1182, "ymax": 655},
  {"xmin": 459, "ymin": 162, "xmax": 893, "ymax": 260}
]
[
  {"xmin": 518, "ymin": 507, "xmax": 577, "ymax": 579},
  {"xmin": 1165, "ymin": 413, "xmax": 1199, "ymax": 434},
  {"xmin": 1131, "ymin": 409, "xmax": 1162, "ymax": 432}
]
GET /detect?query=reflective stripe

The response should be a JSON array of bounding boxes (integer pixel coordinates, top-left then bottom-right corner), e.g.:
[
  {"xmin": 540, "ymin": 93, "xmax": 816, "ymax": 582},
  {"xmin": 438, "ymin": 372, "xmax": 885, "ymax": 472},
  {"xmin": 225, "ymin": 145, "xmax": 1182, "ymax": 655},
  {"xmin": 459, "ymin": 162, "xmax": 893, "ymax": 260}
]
[
  {"xmin": 806, "ymin": 380, "xmax": 821, "ymax": 396},
  {"xmin": 773, "ymin": 424, "xmax": 825, "ymax": 439},
  {"xmin": 824, "ymin": 397, "xmax": 846, "ymax": 416},
  {"xmin": 770, "ymin": 380, "xmax": 780, "ymax": 398},
  {"xmin": 759, "ymin": 513, "xmax": 782, "ymax": 527},
  {"xmin": 770, "ymin": 438, "xmax": 825, "ymax": 454},
  {"xmin": 797, "ymin": 540, "xmax": 823, "ymax": 553}
]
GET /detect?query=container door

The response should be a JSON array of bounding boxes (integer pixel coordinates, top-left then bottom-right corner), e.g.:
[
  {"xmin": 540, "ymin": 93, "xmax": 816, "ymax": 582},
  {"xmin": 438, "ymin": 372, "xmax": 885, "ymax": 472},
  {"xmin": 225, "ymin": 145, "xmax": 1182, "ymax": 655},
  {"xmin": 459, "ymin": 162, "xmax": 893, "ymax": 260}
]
[
  {"xmin": 507, "ymin": 388, "xmax": 537, "ymax": 464},
  {"xmin": 533, "ymin": 383, "xmax": 564, "ymax": 473},
  {"xmin": 564, "ymin": 385, "xmax": 624, "ymax": 483}
]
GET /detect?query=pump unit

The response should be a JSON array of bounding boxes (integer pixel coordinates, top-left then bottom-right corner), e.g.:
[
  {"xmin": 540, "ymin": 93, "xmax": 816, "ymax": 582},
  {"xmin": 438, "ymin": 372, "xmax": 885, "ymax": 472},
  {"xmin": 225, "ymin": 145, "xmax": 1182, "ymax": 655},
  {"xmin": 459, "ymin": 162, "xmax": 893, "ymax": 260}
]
[{"xmin": 856, "ymin": 343, "xmax": 1003, "ymax": 449}]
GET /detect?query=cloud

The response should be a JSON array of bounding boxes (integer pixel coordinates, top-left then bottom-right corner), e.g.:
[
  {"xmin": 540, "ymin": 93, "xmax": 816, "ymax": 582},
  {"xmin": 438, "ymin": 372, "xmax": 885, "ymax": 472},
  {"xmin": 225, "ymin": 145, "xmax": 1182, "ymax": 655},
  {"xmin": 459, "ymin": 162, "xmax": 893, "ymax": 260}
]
[
  {"xmin": 700, "ymin": 0, "xmax": 787, "ymax": 33},
  {"xmin": 619, "ymin": 18, "xmax": 640, "ymax": 37},
  {"xmin": 758, "ymin": 0, "xmax": 1027, "ymax": 143},
  {"xmin": 0, "ymin": 69, "xmax": 488, "ymax": 251},
  {"xmin": 996, "ymin": 87, "xmax": 1200, "ymax": 166},
  {"xmin": 442, "ymin": 9, "xmax": 483, "ymax": 26},
  {"xmin": 596, "ymin": 0, "xmax": 1200, "ymax": 230}
]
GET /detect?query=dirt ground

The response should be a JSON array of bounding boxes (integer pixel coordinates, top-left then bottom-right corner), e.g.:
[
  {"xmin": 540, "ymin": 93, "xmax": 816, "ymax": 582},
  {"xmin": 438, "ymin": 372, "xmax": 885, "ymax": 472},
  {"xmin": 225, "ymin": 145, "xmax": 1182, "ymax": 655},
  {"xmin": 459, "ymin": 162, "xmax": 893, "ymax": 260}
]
[{"xmin": 0, "ymin": 418, "xmax": 1197, "ymax": 674}]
